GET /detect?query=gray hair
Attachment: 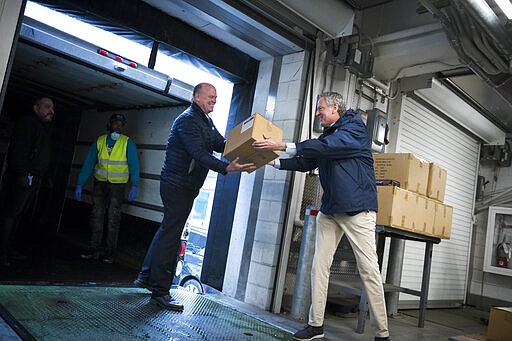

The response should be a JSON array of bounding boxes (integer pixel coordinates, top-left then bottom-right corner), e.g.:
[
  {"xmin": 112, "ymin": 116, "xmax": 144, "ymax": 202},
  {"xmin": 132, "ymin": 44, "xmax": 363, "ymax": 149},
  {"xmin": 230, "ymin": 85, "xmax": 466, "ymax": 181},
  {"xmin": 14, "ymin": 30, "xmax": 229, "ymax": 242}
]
[{"xmin": 319, "ymin": 92, "xmax": 346, "ymax": 114}]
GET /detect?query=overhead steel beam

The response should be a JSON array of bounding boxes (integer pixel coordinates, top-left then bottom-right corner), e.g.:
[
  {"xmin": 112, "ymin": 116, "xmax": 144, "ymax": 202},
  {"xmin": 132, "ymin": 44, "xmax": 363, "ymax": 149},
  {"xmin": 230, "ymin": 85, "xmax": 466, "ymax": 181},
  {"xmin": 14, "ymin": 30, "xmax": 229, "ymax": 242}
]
[
  {"xmin": 415, "ymin": 78, "xmax": 506, "ymax": 144},
  {"xmin": 460, "ymin": 0, "xmax": 512, "ymax": 55},
  {"xmin": 222, "ymin": 0, "xmax": 316, "ymax": 49},
  {"xmin": 180, "ymin": 0, "xmax": 304, "ymax": 56}
]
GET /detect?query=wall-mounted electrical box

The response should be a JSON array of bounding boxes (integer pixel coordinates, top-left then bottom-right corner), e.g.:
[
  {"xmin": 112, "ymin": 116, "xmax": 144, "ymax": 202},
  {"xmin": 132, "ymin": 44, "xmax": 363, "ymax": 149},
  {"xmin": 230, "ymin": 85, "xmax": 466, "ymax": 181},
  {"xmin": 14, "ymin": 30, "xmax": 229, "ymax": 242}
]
[
  {"xmin": 362, "ymin": 108, "xmax": 388, "ymax": 153},
  {"xmin": 344, "ymin": 44, "xmax": 374, "ymax": 79},
  {"xmin": 481, "ymin": 142, "xmax": 511, "ymax": 167},
  {"xmin": 325, "ymin": 36, "xmax": 374, "ymax": 78}
]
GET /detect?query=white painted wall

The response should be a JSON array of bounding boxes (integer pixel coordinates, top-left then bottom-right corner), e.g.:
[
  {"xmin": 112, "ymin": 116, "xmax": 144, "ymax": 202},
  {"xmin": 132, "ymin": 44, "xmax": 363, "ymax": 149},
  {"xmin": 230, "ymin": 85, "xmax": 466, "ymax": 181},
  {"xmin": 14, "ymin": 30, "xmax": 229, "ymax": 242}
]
[{"xmin": 470, "ymin": 157, "xmax": 512, "ymax": 305}]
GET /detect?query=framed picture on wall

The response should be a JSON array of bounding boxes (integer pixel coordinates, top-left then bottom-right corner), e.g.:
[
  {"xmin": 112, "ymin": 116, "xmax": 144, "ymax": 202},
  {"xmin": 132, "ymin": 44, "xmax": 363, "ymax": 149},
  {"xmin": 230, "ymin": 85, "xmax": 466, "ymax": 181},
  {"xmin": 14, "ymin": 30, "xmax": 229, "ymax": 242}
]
[{"xmin": 483, "ymin": 206, "xmax": 512, "ymax": 276}]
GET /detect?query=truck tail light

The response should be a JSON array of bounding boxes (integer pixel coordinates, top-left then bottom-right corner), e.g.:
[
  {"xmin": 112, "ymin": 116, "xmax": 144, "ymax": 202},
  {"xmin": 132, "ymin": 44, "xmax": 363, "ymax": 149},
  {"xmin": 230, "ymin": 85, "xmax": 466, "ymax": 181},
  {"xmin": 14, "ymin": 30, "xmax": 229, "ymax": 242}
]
[
  {"xmin": 97, "ymin": 48, "xmax": 138, "ymax": 68},
  {"xmin": 178, "ymin": 241, "xmax": 186, "ymax": 258}
]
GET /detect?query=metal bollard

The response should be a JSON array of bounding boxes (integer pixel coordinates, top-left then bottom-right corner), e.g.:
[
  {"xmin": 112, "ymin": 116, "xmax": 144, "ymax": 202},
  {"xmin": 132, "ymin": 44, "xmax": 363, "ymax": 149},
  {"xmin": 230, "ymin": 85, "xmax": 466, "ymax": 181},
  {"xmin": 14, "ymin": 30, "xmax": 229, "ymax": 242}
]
[
  {"xmin": 385, "ymin": 238, "xmax": 405, "ymax": 316},
  {"xmin": 291, "ymin": 208, "xmax": 319, "ymax": 320}
]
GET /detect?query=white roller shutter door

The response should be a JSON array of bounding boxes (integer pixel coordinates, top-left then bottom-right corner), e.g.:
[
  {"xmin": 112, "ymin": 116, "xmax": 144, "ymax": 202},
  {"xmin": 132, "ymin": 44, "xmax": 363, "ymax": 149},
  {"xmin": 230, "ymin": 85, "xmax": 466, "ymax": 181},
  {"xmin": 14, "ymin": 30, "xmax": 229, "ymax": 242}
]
[{"xmin": 395, "ymin": 95, "xmax": 479, "ymax": 304}]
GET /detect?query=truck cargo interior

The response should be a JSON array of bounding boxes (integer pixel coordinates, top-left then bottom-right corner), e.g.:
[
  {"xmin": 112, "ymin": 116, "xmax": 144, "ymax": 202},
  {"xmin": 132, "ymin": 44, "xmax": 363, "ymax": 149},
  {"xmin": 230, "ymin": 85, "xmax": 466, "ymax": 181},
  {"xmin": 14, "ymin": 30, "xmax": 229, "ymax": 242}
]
[
  {"xmin": 1, "ymin": 0, "xmax": 512, "ymax": 340},
  {"xmin": 0, "ymin": 23, "xmax": 177, "ymax": 284},
  {"xmin": 0, "ymin": 3, "xmax": 243, "ymax": 288}
]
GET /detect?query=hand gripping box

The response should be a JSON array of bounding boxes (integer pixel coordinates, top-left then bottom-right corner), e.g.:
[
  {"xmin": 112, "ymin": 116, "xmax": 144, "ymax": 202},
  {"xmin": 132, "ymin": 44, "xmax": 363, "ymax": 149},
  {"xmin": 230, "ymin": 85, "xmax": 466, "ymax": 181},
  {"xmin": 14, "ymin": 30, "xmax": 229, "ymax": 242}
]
[
  {"xmin": 223, "ymin": 113, "xmax": 283, "ymax": 171},
  {"xmin": 373, "ymin": 153, "xmax": 430, "ymax": 196}
]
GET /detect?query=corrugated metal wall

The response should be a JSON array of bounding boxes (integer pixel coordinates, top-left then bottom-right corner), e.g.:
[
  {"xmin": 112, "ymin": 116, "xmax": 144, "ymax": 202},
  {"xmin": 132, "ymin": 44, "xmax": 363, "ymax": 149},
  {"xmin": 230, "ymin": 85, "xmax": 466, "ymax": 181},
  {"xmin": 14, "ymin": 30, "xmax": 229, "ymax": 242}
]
[{"xmin": 394, "ymin": 95, "xmax": 479, "ymax": 303}]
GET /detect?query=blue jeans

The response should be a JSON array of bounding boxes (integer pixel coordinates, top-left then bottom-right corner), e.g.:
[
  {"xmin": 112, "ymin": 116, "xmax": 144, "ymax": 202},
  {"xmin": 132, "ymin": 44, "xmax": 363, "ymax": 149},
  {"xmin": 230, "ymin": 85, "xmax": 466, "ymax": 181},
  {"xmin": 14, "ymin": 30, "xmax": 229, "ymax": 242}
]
[{"xmin": 138, "ymin": 181, "xmax": 198, "ymax": 296}]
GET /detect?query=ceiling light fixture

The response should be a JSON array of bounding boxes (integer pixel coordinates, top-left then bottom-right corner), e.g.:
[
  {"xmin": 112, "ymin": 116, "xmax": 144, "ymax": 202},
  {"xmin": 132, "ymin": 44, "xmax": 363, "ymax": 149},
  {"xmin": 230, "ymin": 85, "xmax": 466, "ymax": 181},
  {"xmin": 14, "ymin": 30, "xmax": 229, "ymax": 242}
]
[{"xmin": 493, "ymin": 0, "xmax": 512, "ymax": 19}]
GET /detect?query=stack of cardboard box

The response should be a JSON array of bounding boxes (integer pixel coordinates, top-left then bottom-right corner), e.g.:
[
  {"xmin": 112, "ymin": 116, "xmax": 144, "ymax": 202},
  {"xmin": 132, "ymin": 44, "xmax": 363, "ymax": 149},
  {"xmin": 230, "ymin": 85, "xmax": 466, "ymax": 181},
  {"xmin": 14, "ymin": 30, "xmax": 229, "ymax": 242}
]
[{"xmin": 373, "ymin": 153, "xmax": 453, "ymax": 239}]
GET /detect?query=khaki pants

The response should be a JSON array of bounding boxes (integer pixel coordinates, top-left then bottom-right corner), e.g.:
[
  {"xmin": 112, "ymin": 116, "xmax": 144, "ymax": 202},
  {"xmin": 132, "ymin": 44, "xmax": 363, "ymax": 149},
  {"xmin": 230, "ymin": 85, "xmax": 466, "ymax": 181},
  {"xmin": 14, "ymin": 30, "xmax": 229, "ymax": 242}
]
[{"xmin": 309, "ymin": 211, "xmax": 389, "ymax": 338}]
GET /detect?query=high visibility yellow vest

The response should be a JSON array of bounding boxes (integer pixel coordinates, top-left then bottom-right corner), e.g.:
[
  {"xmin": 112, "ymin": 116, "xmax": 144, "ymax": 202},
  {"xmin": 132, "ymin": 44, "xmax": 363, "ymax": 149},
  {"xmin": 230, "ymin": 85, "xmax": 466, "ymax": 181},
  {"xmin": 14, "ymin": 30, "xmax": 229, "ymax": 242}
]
[{"xmin": 94, "ymin": 134, "xmax": 129, "ymax": 183}]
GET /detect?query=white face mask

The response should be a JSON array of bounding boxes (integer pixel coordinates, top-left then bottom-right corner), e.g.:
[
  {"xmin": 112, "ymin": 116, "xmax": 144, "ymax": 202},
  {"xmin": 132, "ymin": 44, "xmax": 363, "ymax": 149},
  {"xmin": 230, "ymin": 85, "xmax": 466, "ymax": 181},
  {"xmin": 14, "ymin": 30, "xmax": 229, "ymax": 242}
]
[{"xmin": 110, "ymin": 132, "xmax": 120, "ymax": 141}]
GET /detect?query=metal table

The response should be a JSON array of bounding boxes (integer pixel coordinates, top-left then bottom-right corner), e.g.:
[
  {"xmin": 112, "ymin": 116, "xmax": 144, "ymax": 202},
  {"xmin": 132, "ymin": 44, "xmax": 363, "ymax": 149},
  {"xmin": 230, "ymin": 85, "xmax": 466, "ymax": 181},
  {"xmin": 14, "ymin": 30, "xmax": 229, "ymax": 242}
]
[{"xmin": 329, "ymin": 225, "xmax": 441, "ymax": 333}]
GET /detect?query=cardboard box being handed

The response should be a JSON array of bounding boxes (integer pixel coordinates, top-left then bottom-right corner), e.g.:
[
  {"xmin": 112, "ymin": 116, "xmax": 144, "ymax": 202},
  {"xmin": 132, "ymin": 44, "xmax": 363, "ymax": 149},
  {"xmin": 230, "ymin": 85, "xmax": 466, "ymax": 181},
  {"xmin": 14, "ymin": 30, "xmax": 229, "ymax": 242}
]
[{"xmin": 223, "ymin": 113, "xmax": 283, "ymax": 171}]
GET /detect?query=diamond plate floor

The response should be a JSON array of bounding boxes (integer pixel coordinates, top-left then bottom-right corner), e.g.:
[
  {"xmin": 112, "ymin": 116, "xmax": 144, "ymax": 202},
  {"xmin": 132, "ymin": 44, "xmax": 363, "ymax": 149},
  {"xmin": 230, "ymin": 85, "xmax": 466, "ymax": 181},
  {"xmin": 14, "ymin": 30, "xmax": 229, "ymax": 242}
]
[{"xmin": 0, "ymin": 285, "xmax": 292, "ymax": 340}]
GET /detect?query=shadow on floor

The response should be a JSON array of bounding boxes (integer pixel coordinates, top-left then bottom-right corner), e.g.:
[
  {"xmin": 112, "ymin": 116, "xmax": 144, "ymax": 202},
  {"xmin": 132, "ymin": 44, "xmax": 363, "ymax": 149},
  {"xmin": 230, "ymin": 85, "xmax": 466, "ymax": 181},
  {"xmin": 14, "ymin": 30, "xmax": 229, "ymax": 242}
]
[{"xmin": 0, "ymin": 233, "xmax": 138, "ymax": 286}]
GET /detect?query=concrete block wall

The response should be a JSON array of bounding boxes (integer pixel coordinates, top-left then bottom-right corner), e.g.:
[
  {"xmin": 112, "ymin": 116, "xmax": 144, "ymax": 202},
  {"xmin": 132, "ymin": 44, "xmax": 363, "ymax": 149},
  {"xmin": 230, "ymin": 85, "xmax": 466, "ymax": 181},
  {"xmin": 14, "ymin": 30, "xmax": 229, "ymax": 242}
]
[{"xmin": 244, "ymin": 51, "xmax": 309, "ymax": 309}]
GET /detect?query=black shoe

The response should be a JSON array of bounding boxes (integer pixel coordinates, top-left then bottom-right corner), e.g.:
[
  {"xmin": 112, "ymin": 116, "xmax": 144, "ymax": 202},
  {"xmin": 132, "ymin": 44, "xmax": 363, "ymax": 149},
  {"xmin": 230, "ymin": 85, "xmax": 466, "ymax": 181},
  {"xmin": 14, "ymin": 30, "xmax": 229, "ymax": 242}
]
[
  {"xmin": 0, "ymin": 255, "xmax": 10, "ymax": 267},
  {"xmin": 80, "ymin": 252, "xmax": 99, "ymax": 260},
  {"xmin": 375, "ymin": 337, "xmax": 390, "ymax": 341},
  {"xmin": 150, "ymin": 295, "xmax": 184, "ymax": 311},
  {"xmin": 134, "ymin": 278, "xmax": 151, "ymax": 291},
  {"xmin": 293, "ymin": 325, "xmax": 324, "ymax": 340}
]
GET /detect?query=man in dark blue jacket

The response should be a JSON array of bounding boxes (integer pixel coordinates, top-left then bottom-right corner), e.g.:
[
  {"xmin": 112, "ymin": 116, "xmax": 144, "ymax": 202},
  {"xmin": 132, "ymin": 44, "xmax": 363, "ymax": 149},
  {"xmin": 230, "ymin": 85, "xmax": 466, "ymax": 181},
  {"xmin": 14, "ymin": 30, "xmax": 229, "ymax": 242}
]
[
  {"xmin": 134, "ymin": 83, "xmax": 255, "ymax": 310},
  {"xmin": 253, "ymin": 92, "xmax": 389, "ymax": 341}
]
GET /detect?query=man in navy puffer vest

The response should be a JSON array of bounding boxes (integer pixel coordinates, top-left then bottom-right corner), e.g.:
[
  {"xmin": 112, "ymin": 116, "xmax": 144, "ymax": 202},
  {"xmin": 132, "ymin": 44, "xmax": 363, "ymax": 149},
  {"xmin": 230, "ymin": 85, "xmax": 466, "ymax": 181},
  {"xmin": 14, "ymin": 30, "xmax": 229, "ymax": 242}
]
[{"xmin": 134, "ymin": 83, "xmax": 255, "ymax": 310}]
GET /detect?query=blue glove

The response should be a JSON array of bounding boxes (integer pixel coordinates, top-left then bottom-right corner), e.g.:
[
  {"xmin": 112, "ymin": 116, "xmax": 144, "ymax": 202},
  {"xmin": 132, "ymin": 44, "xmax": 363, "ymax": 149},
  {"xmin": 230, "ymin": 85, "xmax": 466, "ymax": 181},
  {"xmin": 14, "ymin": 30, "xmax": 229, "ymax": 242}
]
[
  {"xmin": 75, "ymin": 185, "xmax": 82, "ymax": 201},
  {"xmin": 128, "ymin": 186, "xmax": 137, "ymax": 202}
]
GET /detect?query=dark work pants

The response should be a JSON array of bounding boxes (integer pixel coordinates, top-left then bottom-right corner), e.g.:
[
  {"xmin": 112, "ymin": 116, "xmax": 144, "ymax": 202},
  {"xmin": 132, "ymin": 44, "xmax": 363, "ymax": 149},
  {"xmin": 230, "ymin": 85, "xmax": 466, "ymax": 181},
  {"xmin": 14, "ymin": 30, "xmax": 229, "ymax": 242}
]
[
  {"xmin": 89, "ymin": 179, "xmax": 126, "ymax": 257},
  {"xmin": 138, "ymin": 181, "xmax": 198, "ymax": 297},
  {"xmin": 0, "ymin": 178, "xmax": 40, "ymax": 256}
]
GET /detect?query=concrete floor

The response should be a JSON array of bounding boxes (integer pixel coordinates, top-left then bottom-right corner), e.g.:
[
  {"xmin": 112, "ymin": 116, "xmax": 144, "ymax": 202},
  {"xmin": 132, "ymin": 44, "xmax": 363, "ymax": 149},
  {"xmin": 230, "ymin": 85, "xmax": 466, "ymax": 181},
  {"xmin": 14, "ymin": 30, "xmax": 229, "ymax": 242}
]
[{"xmin": 202, "ymin": 290, "xmax": 490, "ymax": 341}]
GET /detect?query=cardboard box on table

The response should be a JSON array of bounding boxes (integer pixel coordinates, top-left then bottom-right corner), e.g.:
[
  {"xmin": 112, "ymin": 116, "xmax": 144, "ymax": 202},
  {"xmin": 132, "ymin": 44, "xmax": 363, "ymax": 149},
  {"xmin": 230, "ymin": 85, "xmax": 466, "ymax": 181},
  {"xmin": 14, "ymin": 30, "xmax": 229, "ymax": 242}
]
[
  {"xmin": 433, "ymin": 202, "xmax": 453, "ymax": 239},
  {"xmin": 427, "ymin": 162, "xmax": 447, "ymax": 202},
  {"xmin": 373, "ymin": 153, "xmax": 430, "ymax": 195},
  {"xmin": 415, "ymin": 196, "xmax": 436, "ymax": 236},
  {"xmin": 376, "ymin": 185, "xmax": 435, "ymax": 236},
  {"xmin": 487, "ymin": 307, "xmax": 512, "ymax": 341},
  {"xmin": 223, "ymin": 113, "xmax": 283, "ymax": 171}
]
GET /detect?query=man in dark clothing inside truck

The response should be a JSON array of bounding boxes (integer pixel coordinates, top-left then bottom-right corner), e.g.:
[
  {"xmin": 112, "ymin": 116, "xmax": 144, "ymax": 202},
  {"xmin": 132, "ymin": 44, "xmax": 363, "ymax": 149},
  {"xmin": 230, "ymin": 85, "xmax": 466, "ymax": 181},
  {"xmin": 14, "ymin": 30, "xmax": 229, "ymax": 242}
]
[
  {"xmin": 134, "ymin": 82, "xmax": 255, "ymax": 310},
  {"xmin": 253, "ymin": 91, "xmax": 390, "ymax": 341},
  {"xmin": 0, "ymin": 97, "xmax": 55, "ymax": 267}
]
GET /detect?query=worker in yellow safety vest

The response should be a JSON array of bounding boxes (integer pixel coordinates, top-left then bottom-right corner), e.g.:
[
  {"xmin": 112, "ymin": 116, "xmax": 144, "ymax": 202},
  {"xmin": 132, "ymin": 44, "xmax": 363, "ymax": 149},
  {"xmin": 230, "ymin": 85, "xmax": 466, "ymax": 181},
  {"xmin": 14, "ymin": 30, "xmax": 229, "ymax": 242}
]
[{"xmin": 75, "ymin": 113, "xmax": 140, "ymax": 264}]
